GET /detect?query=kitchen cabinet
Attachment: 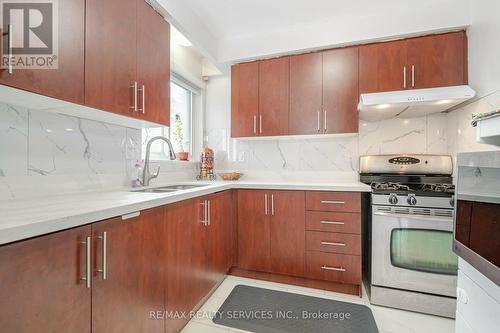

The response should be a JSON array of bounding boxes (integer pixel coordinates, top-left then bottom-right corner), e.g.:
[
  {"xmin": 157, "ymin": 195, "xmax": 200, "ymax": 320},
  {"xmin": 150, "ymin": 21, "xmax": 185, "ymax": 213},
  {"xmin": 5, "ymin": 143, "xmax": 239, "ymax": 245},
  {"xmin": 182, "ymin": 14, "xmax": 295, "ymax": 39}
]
[
  {"xmin": 406, "ymin": 31, "xmax": 467, "ymax": 89},
  {"xmin": 359, "ymin": 39, "xmax": 408, "ymax": 94},
  {"xmin": 166, "ymin": 192, "xmax": 233, "ymax": 333},
  {"xmin": 0, "ymin": 0, "xmax": 85, "ymax": 104},
  {"xmin": 237, "ymin": 189, "xmax": 271, "ymax": 272},
  {"xmin": 136, "ymin": 0, "xmax": 171, "ymax": 125},
  {"xmin": 289, "ymin": 52, "xmax": 323, "ymax": 135},
  {"xmin": 86, "ymin": 0, "xmax": 170, "ymax": 125},
  {"xmin": 166, "ymin": 198, "xmax": 208, "ymax": 333},
  {"xmin": 231, "ymin": 62, "xmax": 259, "ymax": 137},
  {"xmin": 259, "ymin": 57, "xmax": 290, "ymax": 136},
  {"xmin": 237, "ymin": 190, "xmax": 305, "ymax": 276},
  {"xmin": 322, "ymin": 47, "xmax": 359, "ymax": 134},
  {"xmin": 92, "ymin": 208, "xmax": 166, "ymax": 333},
  {"xmin": 359, "ymin": 31, "xmax": 467, "ymax": 93},
  {"xmin": 0, "ymin": 225, "xmax": 91, "ymax": 333}
]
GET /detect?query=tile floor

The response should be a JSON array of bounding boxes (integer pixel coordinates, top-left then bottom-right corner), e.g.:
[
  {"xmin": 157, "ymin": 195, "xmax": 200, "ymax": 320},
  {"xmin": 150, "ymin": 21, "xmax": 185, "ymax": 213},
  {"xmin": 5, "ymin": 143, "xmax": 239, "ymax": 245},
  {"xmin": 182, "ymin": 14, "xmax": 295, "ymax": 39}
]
[{"xmin": 181, "ymin": 275, "xmax": 455, "ymax": 333}]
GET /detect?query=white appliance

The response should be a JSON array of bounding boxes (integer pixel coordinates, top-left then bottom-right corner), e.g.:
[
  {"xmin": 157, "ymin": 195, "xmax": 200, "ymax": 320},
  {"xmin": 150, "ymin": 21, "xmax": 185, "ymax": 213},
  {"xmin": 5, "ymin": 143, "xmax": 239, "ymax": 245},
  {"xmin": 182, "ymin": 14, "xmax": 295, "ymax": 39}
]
[
  {"xmin": 358, "ymin": 85, "xmax": 476, "ymax": 122},
  {"xmin": 454, "ymin": 151, "xmax": 500, "ymax": 332}
]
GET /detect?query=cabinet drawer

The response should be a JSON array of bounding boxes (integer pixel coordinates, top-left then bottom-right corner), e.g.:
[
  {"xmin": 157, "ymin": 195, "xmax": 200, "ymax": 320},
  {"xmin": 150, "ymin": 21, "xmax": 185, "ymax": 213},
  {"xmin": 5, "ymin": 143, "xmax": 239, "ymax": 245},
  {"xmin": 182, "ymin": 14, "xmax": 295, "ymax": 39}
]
[
  {"xmin": 306, "ymin": 192, "xmax": 361, "ymax": 213},
  {"xmin": 306, "ymin": 252, "xmax": 361, "ymax": 284},
  {"xmin": 306, "ymin": 211, "xmax": 360, "ymax": 234},
  {"xmin": 306, "ymin": 231, "xmax": 360, "ymax": 255}
]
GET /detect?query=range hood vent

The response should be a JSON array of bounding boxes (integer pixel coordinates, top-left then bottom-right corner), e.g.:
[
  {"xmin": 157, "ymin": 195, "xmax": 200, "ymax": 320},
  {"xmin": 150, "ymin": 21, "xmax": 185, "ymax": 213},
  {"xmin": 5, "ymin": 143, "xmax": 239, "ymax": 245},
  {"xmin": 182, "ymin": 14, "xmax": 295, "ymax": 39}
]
[{"xmin": 358, "ymin": 85, "xmax": 476, "ymax": 122}]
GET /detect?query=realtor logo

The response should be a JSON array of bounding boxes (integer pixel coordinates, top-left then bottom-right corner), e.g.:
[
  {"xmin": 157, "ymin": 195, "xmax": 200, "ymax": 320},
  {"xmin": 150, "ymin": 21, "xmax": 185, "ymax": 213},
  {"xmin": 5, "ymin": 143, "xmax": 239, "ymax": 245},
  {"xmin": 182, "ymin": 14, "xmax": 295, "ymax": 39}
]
[{"xmin": 0, "ymin": 0, "xmax": 58, "ymax": 70}]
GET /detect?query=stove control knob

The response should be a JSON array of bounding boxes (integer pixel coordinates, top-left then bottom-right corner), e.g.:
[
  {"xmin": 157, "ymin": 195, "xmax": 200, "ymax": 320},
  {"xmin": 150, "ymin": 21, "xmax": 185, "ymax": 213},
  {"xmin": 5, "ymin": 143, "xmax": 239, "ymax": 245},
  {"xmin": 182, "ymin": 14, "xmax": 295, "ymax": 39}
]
[
  {"xmin": 450, "ymin": 195, "xmax": 455, "ymax": 207},
  {"xmin": 388, "ymin": 194, "xmax": 398, "ymax": 205},
  {"xmin": 407, "ymin": 195, "xmax": 417, "ymax": 206}
]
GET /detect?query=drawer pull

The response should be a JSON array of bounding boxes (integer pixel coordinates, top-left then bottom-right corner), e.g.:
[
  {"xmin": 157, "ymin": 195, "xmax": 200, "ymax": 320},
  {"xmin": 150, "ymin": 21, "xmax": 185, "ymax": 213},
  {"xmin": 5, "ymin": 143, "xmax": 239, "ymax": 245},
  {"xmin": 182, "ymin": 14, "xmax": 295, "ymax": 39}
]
[
  {"xmin": 320, "ymin": 220, "xmax": 345, "ymax": 225},
  {"xmin": 321, "ymin": 265, "xmax": 346, "ymax": 272},
  {"xmin": 321, "ymin": 241, "xmax": 346, "ymax": 247},
  {"xmin": 320, "ymin": 200, "xmax": 345, "ymax": 205}
]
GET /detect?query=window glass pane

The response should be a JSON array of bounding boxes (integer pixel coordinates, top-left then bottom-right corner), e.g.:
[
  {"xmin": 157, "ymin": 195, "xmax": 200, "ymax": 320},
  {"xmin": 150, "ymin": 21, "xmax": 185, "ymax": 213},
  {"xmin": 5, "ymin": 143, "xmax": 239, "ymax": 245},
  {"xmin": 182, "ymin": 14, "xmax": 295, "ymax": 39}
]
[
  {"xmin": 170, "ymin": 82, "xmax": 191, "ymax": 153},
  {"xmin": 391, "ymin": 229, "xmax": 458, "ymax": 275}
]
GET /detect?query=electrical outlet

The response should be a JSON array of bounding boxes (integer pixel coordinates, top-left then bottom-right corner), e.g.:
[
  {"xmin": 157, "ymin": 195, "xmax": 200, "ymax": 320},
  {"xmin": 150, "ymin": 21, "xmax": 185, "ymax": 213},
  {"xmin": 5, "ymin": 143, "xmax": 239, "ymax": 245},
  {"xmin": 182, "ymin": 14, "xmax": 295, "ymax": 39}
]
[{"xmin": 238, "ymin": 151, "xmax": 246, "ymax": 162}]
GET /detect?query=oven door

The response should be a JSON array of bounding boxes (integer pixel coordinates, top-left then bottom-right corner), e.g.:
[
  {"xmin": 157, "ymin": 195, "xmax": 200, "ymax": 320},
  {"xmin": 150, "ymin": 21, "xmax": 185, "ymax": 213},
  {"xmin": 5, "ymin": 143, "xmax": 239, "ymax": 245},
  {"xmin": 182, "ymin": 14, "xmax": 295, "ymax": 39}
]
[{"xmin": 372, "ymin": 209, "xmax": 458, "ymax": 297}]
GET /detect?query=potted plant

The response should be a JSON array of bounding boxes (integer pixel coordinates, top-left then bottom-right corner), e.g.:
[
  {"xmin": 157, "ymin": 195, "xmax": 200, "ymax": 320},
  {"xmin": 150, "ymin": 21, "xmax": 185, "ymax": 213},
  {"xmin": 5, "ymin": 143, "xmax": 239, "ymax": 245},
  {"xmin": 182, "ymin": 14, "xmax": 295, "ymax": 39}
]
[{"xmin": 172, "ymin": 114, "xmax": 189, "ymax": 161}]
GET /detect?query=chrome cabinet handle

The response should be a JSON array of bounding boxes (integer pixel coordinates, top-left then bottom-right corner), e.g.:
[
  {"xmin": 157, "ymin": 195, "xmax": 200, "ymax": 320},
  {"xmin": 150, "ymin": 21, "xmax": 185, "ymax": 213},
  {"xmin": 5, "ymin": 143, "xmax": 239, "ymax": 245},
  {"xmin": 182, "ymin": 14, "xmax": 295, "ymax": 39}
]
[
  {"xmin": 137, "ymin": 85, "xmax": 145, "ymax": 114},
  {"xmin": 253, "ymin": 115, "xmax": 257, "ymax": 134},
  {"xmin": 320, "ymin": 200, "xmax": 345, "ymax": 204},
  {"xmin": 411, "ymin": 65, "xmax": 415, "ymax": 87},
  {"xmin": 321, "ymin": 265, "xmax": 346, "ymax": 272},
  {"xmin": 323, "ymin": 110, "xmax": 327, "ymax": 133},
  {"xmin": 97, "ymin": 232, "xmax": 107, "ymax": 280},
  {"xmin": 7, "ymin": 24, "xmax": 13, "ymax": 75},
  {"xmin": 81, "ymin": 236, "xmax": 91, "ymax": 288},
  {"xmin": 321, "ymin": 241, "xmax": 346, "ymax": 247},
  {"xmin": 200, "ymin": 201, "xmax": 207, "ymax": 225},
  {"xmin": 271, "ymin": 194, "xmax": 275, "ymax": 216},
  {"xmin": 207, "ymin": 200, "xmax": 211, "ymax": 226},
  {"xmin": 264, "ymin": 194, "xmax": 268, "ymax": 215},
  {"xmin": 130, "ymin": 81, "xmax": 138, "ymax": 112},
  {"xmin": 259, "ymin": 115, "xmax": 263, "ymax": 134},
  {"xmin": 320, "ymin": 220, "xmax": 345, "ymax": 225},
  {"xmin": 403, "ymin": 66, "xmax": 407, "ymax": 89},
  {"xmin": 317, "ymin": 111, "xmax": 321, "ymax": 132}
]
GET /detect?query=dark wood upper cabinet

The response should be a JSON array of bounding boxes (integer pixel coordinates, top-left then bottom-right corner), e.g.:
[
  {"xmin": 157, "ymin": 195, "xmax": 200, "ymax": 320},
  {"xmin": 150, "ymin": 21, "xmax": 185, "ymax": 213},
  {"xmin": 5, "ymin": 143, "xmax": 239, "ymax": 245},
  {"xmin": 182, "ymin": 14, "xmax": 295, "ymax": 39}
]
[
  {"xmin": 259, "ymin": 57, "xmax": 290, "ymax": 136},
  {"xmin": 85, "ymin": 0, "xmax": 137, "ymax": 117},
  {"xmin": 92, "ymin": 208, "xmax": 166, "ymax": 333},
  {"xmin": 270, "ymin": 190, "xmax": 306, "ymax": 277},
  {"xmin": 289, "ymin": 52, "xmax": 323, "ymax": 135},
  {"xmin": 0, "ymin": 0, "xmax": 85, "ymax": 104},
  {"xmin": 407, "ymin": 31, "xmax": 467, "ymax": 89},
  {"xmin": 322, "ymin": 47, "xmax": 359, "ymax": 134},
  {"xmin": 137, "ymin": 0, "xmax": 171, "ymax": 126},
  {"xmin": 231, "ymin": 62, "xmax": 259, "ymax": 137},
  {"xmin": 359, "ymin": 39, "xmax": 408, "ymax": 94},
  {"xmin": 360, "ymin": 31, "xmax": 467, "ymax": 93},
  {"xmin": 237, "ymin": 190, "xmax": 271, "ymax": 272},
  {"xmin": 0, "ymin": 225, "xmax": 91, "ymax": 333}
]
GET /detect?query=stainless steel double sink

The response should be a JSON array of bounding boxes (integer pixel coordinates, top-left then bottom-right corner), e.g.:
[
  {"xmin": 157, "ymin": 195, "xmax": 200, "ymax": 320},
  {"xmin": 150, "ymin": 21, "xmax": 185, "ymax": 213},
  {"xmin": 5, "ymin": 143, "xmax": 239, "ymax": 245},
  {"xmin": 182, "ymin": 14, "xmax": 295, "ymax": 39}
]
[{"xmin": 133, "ymin": 184, "xmax": 208, "ymax": 193}]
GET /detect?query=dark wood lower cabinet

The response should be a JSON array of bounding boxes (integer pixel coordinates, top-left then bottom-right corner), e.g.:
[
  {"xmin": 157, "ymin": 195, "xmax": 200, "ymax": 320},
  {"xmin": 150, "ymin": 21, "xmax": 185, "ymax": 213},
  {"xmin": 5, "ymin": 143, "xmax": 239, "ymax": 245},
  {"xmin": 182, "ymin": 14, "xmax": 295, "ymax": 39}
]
[
  {"xmin": 92, "ymin": 207, "xmax": 166, "ymax": 333},
  {"xmin": 0, "ymin": 225, "xmax": 91, "ymax": 333}
]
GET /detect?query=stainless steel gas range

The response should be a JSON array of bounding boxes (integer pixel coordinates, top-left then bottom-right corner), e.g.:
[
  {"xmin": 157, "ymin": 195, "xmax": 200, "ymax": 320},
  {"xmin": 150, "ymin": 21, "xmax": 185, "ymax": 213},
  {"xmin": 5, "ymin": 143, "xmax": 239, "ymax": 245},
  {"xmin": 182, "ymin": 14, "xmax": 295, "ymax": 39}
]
[{"xmin": 360, "ymin": 154, "xmax": 458, "ymax": 318}]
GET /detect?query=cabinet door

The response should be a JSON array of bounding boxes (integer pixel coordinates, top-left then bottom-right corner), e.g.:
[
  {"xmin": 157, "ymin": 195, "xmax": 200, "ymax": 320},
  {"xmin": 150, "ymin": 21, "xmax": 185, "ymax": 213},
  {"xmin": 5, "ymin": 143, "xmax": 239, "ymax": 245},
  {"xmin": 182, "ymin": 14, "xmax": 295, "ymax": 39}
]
[
  {"xmin": 0, "ymin": 226, "xmax": 91, "ymax": 333},
  {"xmin": 137, "ymin": 0, "xmax": 170, "ymax": 126},
  {"xmin": 407, "ymin": 32, "xmax": 467, "ymax": 89},
  {"xmin": 207, "ymin": 191, "xmax": 233, "ymax": 289},
  {"xmin": 270, "ymin": 191, "xmax": 306, "ymax": 276},
  {"xmin": 92, "ymin": 208, "xmax": 166, "ymax": 333},
  {"xmin": 231, "ymin": 62, "xmax": 259, "ymax": 137},
  {"xmin": 85, "ymin": 0, "xmax": 137, "ymax": 117},
  {"xmin": 237, "ymin": 190, "xmax": 271, "ymax": 272},
  {"xmin": 166, "ymin": 199, "xmax": 208, "ymax": 333},
  {"xmin": 289, "ymin": 52, "xmax": 323, "ymax": 135},
  {"xmin": 322, "ymin": 47, "xmax": 359, "ymax": 134},
  {"xmin": 259, "ymin": 57, "xmax": 289, "ymax": 136},
  {"xmin": 359, "ymin": 39, "xmax": 407, "ymax": 93},
  {"xmin": 0, "ymin": 0, "xmax": 84, "ymax": 103}
]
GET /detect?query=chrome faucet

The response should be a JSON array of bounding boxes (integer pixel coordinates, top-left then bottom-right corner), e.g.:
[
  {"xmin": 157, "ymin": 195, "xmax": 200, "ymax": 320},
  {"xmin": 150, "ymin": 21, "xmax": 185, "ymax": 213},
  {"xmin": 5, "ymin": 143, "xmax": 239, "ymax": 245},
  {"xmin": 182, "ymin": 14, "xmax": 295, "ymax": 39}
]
[{"xmin": 142, "ymin": 136, "xmax": 176, "ymax": 186}]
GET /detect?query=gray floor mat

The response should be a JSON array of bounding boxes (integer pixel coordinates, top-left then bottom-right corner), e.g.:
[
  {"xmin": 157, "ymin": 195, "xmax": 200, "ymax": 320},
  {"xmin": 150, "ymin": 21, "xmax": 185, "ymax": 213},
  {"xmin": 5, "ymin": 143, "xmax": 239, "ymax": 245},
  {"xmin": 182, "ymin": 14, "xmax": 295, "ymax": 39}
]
[{"xmin": 213, "ymin": 285, "xmax": 379, "ymax": 333}]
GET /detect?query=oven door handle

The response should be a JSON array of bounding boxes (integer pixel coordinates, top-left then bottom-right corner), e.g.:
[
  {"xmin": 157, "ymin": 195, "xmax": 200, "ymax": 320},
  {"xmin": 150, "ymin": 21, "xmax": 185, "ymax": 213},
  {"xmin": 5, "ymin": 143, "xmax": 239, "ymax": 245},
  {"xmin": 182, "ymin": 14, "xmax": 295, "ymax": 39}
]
[{"xmin": 373, "ymin": 211, "xmax": 453, "ymax": 223}]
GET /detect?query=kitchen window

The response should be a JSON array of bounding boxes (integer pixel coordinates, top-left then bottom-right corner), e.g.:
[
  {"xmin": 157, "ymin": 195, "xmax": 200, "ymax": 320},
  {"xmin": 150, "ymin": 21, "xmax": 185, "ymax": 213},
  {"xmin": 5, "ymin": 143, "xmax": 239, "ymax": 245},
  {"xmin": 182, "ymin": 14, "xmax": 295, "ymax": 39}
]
[{"xmin": 143, "ymin": 74, "xmax": 200, "ymax": 159}]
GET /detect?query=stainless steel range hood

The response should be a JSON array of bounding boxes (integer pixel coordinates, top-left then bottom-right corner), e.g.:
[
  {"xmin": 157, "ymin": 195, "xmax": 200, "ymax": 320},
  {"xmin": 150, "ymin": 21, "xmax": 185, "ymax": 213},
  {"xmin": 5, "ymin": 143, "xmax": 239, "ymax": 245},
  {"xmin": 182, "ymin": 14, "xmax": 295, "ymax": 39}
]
[{"xmin": 358, "ymin": 85, "xmax": 476, "ymax": 122}]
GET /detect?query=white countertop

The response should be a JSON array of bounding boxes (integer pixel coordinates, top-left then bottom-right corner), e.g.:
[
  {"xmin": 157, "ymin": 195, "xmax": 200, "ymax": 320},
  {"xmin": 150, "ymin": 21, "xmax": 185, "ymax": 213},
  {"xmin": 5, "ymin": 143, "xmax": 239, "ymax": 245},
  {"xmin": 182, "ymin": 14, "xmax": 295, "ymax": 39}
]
[{"xmin": 0, "ymin": 180, "xmax": 371, "ymax": 245}]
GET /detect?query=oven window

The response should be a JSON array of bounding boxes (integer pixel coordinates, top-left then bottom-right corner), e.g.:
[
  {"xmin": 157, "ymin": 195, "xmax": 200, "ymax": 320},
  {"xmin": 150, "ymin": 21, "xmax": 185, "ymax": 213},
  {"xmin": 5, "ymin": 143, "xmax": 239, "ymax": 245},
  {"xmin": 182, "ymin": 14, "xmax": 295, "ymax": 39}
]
[{"xmin": 391, "ymin": 229, "xmax": 458, "ymax": 275}]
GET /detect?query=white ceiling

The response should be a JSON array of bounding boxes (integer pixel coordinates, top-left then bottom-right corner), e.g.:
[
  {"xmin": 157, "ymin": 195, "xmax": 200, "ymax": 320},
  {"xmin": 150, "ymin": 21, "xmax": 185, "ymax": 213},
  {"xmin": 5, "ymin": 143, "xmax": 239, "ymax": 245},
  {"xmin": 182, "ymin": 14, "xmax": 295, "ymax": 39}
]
[{"xmin": 159, "ymin": 0, "xmax": 471, "ymax": 66}]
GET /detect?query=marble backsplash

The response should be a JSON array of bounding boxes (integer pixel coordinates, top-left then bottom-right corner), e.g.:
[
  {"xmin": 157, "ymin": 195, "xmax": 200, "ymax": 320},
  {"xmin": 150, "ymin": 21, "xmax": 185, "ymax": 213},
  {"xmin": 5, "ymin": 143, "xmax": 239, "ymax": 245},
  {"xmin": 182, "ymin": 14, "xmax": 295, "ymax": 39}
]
[{"xmin": 206, "ymin": 113, "xmax": 451, "ymax": 180}]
